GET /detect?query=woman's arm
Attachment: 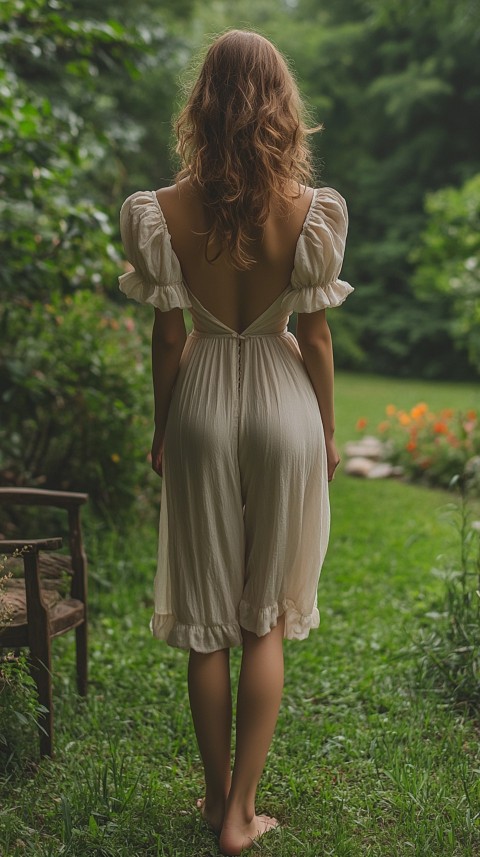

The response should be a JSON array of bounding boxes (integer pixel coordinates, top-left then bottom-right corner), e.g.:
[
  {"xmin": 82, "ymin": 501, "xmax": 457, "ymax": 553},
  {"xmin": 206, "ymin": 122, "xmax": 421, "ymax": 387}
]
[
  {"xmin": 151, "ymin": 307, "xmax": 187, "ymax": 476},
  {"xmin": 296, "ymin": 309, "xmax": 340, "ymax": 481}
]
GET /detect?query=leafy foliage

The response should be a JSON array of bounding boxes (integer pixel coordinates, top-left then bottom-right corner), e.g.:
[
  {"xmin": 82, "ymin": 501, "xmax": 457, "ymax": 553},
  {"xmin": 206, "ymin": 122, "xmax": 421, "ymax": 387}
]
[
  {"xmin": 0, "ymin": 0, "xmax": 191, "ymax": 512},
  {"xmin": 0, "ymin": 0, "xmax": 143, "ymax": 302},
  {"xmin": 0, "ymin": 293, "xmax": 152, "ymax": 516},
  {"xmin": 411, "ymin": 173, "xmax": 480, "ymax": 372}
]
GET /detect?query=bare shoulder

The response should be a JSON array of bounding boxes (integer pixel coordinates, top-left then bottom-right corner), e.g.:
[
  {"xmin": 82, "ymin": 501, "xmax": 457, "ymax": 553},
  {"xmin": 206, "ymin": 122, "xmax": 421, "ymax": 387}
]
[
  {"xmin": 295, "ymin": 182, "xmax": 315, "ymax": 195},
  {"xmin": 283, "ymin": 181, "xmax": 315, "ymax": 207},
  {"xmin": 270, "ymin": 181, "xmax": 315, "ymax": 225},
  {"xmin": 282, "ymin": 181, "xmax": 314, "ymax": 201},
  {"xmin": 155, "ymin": 178, "xmax": 201, "ymax": 224},
  {"xmin": 155, "ymin": 177, "xmax": 195, "ymax": 204}
]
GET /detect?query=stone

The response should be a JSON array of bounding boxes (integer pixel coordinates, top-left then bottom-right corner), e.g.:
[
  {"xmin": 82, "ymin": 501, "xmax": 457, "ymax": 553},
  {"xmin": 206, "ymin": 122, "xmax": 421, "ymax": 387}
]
[
  {"xmin": 344, "ymin": 456, "xmax": 376, "ymax": 477},
  {"xmin": 366, "ymin": 462, "xmax": 394, "ymax": 479},
  {"xmin": 465, "ymin": 456, "xmax": 480, "ymax": 491},
  {"xmin": 465, "ymin": 455, "xmax": 480, "ymax": 475},
  {"xmin": 344, "ymin": 436, "xmax": 386, "ymax": 460}
]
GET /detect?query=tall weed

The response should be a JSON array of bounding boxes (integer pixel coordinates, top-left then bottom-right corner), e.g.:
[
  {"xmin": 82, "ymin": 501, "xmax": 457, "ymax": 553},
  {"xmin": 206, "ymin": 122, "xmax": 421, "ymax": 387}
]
[{"xmin": 411, "ymin": 475, "xmax": 480, "ymax": 715}]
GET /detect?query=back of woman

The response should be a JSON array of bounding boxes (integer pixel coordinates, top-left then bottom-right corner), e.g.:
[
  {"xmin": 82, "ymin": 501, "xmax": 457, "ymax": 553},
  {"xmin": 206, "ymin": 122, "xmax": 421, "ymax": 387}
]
[
  {"xmin": 119, "ymin": 29, "xmax": 353, "ymax": 856},
  {"xmin": 155, "ymin": 179, "xmax": 315, "ymax": 333}
]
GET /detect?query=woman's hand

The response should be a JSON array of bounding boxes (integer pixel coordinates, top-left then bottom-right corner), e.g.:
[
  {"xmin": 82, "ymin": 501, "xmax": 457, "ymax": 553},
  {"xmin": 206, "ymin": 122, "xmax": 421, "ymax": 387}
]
[
  {"xmin": 151, "ymin": 427, "xmax": 164, "ymax": 477},
  {"xmin": 325, "ymin": 436, "xmax": 340, "ymax": 482}
]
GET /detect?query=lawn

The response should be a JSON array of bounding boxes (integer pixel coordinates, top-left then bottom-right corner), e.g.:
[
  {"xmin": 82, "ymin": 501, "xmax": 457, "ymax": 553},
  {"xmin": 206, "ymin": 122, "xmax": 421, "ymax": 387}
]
[{"xmin": 1, "ymin": 372, "xmax": 479, "ymax": 856}]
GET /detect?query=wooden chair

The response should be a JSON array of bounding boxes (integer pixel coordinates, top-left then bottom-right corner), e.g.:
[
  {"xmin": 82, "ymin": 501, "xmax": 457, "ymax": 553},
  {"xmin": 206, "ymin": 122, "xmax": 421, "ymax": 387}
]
[{"xmin": 0, "ymin": 488, "xmax": 88, "ymax": 757}]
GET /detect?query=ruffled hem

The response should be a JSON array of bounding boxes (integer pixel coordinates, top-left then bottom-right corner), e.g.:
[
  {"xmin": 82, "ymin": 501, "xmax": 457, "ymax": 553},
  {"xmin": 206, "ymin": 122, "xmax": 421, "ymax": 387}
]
[
  {"xmin": 281, "ymin": 278, "xmax": 354, "ymax": 314},
  {"xmin": 150, "ymin": 599, "xmax": 320, "ymax": 653},
  {"xmin": 150, "ymin": 613, "xmax": 243, "ymax": 653},
  {"xmin": 118, "ymin": 270, "xmax": 192, "ymax": 311},
  {"xmin": 239, "ymin": 598, "xmax": 320, "ymax": 640}
]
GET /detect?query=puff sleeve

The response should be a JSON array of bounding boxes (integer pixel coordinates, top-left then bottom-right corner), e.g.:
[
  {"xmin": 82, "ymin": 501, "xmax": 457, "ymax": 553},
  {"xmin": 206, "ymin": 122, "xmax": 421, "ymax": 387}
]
[
  {"xmin": 118, "ymin": 190, "xmax": 192, "ymax": 312},
  {"xmin": 281, "ymin": 186, "xmax": 354, "ymax": 314}
]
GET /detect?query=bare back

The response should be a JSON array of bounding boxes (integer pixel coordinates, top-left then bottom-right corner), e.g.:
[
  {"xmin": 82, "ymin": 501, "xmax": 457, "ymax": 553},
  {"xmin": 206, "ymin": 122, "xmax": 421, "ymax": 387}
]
[{"xmin": 155, "ymin": 179, "xmax": 315, "ymax": 334}]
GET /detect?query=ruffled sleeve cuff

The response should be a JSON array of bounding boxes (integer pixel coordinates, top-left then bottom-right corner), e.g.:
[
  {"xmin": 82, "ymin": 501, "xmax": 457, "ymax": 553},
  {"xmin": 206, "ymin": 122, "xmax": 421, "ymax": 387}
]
[
  {"xmin": 118, "ymin": 269, "xmax": 192, "ymax": 312},
  {"xmin": 281, "ymin": 278, "xmax": 354, "ymax": 314}
]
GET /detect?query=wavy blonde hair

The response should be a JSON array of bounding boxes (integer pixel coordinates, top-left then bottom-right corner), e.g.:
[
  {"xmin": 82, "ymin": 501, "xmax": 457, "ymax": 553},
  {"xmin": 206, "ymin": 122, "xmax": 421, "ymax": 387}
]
[{"xmin": 174, "ymin": 29, "xmax": 322, "ymax": 270}]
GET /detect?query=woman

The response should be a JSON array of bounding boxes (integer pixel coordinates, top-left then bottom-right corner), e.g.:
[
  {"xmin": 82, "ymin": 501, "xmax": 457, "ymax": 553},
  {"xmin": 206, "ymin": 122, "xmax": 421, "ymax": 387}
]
[{"xmin": 119, "ymin": 29, "xmax": 353, "ymax": 855}]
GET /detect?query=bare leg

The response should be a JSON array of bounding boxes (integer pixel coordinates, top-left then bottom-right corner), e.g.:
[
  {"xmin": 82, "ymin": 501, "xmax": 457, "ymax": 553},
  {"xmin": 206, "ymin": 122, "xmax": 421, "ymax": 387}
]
[
  {"xmin": 188, "ymin": 647, "xmax": 232, "ymax": 833},
  {"xmin": 219, "ymin": 616, "xmax": 285, "ymax": 856}
]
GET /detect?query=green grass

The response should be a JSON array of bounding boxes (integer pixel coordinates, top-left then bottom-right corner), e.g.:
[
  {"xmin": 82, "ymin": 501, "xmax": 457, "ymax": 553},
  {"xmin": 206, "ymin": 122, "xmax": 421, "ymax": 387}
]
[{"xmin": 1, "ymin": 372, "xmax": 479, "ymax": 856}]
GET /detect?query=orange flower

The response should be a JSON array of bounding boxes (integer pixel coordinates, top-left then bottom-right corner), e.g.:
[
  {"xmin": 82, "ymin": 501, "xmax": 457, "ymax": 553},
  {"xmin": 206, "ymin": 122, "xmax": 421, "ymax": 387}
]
[
  {"xmin": 406, "ymin": 440, "xmax": 417, "ymax": 452},
  {"xmin": 356, "ymin": 417, "xmax": 368, "ymax": 430},
  {"xmin": 377, "ymin": 420, "xmax": 390, "ymax": 432},
  {"xmin": 386, "ymin": 404, "xmax": 396, "ymax": 416},
  {"xmin": 398, "ymin": 411, "xmax": 411, "ymax": 426},
  {"xmin": 433, "ymin": 421, "xmax": 448, "ymax": 434},
  {"xmin": 410, "ymin": 402, "xmax": 428, "ymax": 420},
  {"xmin": 467, "ymin": 409, "xmax": 477, "ymax": 421},
  {"xmin": 446, "ymin": 433, "xmax": 460, "ymax": 447},
  {"xmin": 419, "ymin": 456, "xmax": 433, "ymax": 470}
]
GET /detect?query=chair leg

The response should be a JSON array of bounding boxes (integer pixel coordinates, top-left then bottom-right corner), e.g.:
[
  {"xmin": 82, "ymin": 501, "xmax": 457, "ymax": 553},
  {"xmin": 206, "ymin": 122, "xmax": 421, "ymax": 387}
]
[
  {"xmin": 28, "ymin": 634, "xmax": 53, "ymax": 758},
  {"xmin": 75, "ymin": 621, "xmax": 88, "ymax": 696}
]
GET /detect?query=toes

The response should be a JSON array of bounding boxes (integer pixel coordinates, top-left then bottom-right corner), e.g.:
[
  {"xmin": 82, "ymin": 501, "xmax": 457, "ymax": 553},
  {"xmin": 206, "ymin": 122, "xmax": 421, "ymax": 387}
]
[
  {"xmin": 256, "ymin": 815, "xmax": 279, "ymax": 834},
  {"xmin": 259, "ymin": 814, "xmax": 278, "ymax": 825}
]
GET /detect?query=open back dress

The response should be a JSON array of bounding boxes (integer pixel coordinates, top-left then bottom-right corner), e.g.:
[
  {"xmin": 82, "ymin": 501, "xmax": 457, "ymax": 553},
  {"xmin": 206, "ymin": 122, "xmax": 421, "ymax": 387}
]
[{"xmin": 119, "ymin": 186, "xmax": 354, "ymax": 653}]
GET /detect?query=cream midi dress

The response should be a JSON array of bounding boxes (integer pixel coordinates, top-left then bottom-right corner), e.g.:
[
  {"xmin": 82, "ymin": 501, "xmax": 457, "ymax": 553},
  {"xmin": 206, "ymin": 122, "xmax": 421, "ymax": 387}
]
[{"xmin": 119, "ymin": 186, "xmax": 354, "ymax": 653}]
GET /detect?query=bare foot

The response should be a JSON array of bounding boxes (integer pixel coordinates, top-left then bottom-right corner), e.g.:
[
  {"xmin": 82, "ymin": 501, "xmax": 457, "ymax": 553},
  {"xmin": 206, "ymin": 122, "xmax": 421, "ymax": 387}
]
[
  {"xmin": 196, "ymin": 797, "xmax": 224, "ymax": 835},
  {"xmin": 219, "ymin": 813, "xmax": 279, "ymax": 855}
]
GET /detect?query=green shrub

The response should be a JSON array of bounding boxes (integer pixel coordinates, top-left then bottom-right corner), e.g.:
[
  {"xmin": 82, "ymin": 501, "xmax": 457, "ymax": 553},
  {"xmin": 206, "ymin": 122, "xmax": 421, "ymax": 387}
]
[
  {"xmin": 0, "ymin": 291, "xmax": 153, "ymax": 518},
  {"xmin": 411, "ymin": 173, "xmax": 480, "ymax": 375}
]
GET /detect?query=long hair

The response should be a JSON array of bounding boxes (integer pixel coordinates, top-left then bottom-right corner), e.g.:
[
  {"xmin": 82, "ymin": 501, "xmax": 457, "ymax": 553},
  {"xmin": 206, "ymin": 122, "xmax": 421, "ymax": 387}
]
[{"xmin": 174, "ymin": 30, "xmax": 322, "ymax": 270}]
